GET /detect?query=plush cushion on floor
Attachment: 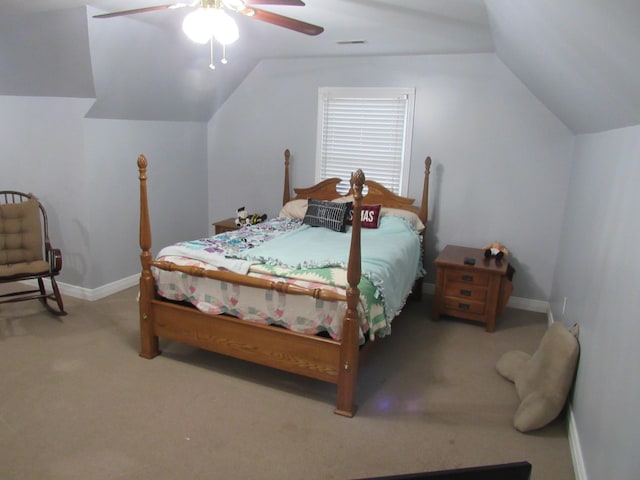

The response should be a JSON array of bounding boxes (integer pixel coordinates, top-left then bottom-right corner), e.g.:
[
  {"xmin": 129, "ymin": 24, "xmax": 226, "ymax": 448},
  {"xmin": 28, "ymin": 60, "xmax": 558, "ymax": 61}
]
[{"xmin": 496, "ymin": 322, "xmax": 580, "ymax": 432}]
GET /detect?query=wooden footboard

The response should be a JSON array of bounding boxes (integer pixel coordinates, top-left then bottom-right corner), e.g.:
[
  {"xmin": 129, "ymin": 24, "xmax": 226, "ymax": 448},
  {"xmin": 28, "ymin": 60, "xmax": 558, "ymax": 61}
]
[
  {"xmin": 137, "ymin": 151, "xmax": 364, "ymax": 416},
  {"xmin": 137, "ymin": 150, "xmax": 431, "ymax": 417}
]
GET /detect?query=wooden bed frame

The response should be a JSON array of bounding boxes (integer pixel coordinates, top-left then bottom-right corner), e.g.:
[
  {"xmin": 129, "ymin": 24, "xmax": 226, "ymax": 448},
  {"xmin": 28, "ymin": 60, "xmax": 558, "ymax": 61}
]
[{"xmin": 137, "ymin": 149, "xmax": 432, "ymax": 417}]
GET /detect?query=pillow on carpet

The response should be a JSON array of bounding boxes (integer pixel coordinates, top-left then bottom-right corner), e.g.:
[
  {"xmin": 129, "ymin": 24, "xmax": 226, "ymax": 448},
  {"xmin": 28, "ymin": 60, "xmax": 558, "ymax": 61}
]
[{"xmin": 496, "ymin": 322, "xmax": 580, "ymax": 433}]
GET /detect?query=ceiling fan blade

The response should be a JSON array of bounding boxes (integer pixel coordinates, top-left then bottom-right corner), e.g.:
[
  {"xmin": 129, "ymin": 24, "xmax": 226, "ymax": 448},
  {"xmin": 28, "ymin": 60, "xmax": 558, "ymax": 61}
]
[
  {"xmin": 245, "ymin": 0, "xmax": 305, "ymax": 5},
  {"xmin": 247, "ymin": 7, "xmax": 323, "ymax": 35},
  {"xmin": 93, "ymin": 3, "xmax": 188, "ymax": 19}
]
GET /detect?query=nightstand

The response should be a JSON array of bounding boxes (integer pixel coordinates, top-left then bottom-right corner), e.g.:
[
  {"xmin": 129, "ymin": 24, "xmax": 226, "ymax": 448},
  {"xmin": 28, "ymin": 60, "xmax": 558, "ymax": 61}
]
[
  {"xmin": 212, "ymin": 217, "xmax": 240, "ymax": 234},
  {"xmin": 433, "ymin": 245, "xmax": 514, "ymax": 332}
]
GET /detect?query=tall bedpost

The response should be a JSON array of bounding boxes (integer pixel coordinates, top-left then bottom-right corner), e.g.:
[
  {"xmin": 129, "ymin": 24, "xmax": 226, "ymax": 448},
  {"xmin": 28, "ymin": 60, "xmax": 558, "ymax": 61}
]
[
  {"xmin": 138, "ymin": 154, "xmax": 160, "ymax": 359},
  {"xmin": 418, "ymin": 156, "xmax": 432, "ymax": 225},
  {"xmin": 282, "ymin": 149, "xmax": 291, "ymax": 206},
  {"xmin": 413, "ymin": 156, "xmax": 432, "ymax": 300},
  {"xmin": 335, "ymin": 169, "xmax": 365, "ymax": 417}
]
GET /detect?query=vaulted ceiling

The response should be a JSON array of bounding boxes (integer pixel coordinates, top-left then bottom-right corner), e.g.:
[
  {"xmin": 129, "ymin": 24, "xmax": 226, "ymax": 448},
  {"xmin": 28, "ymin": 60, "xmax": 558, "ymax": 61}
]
[{"xmin": 1, "ymin": 0, "xmax": 638, "ymax": 133}]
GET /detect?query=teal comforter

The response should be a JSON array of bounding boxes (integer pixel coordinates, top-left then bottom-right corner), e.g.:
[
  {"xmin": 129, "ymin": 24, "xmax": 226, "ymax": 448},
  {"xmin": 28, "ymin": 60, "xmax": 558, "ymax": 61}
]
[{"xmin": 239, "ymin": 216, "xmax": 423, "ymax": 322}]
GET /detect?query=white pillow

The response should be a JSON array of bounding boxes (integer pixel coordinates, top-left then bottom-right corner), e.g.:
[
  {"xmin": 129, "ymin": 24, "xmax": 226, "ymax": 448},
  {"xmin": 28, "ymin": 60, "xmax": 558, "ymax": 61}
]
[
  {"xmin": 380, "ymin": 207, "xmax": 425, "ymax": 233},
  {"xmin": 331, "ymin": 195, "xmax": 354, "ymax": 204},
  {"xmin": 278, "ymin": 199, "xmax": 308, "ymax": 219}
]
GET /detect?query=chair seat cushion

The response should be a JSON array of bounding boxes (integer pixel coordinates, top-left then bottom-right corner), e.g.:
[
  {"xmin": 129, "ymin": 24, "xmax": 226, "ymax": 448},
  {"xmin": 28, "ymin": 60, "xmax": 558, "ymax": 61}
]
[{"xmin": 0, "ymin": 260, "xmax": 50, "ymax": 277}]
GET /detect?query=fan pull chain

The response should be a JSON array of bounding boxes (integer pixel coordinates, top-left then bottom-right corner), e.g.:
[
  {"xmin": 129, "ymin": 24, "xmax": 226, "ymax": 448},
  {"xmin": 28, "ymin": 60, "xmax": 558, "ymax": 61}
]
[
  {"xmin": 221, "ymin": 44, "xmax": 228, "ymax": 65},
  {"xmin": 209, "ymin": 36, "xmax": 216, "ymax": 70}
]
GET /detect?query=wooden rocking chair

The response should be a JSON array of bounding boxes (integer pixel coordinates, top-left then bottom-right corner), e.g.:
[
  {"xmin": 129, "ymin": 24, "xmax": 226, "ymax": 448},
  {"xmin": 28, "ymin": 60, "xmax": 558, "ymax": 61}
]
[{"xmin": 0, "ymin": 191, "xmax": 65, "ymax": 314}]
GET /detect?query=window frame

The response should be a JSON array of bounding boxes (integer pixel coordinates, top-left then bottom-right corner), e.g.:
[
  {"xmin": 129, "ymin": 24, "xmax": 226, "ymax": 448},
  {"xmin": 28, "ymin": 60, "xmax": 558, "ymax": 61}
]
[{"xmin": 315, "ymin": 86, "xmax": 415, "ymax": 196}]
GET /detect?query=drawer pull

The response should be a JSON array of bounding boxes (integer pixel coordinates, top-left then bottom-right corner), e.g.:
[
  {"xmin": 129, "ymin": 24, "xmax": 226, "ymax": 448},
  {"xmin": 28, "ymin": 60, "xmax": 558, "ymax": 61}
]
[
  {"xmin": 458, "ymin": 303, "xmax": 470, "ymax": 310},
  {"xmin": 460, "ymin": 289, "xmax": 472, "ymax": 296},
  {"xmin": 462, "ymin": 274, "xmax": 473, "ymax": 282}
]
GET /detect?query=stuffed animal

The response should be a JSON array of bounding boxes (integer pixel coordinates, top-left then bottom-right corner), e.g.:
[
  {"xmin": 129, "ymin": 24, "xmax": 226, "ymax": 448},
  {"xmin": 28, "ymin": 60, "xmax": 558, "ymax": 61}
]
[
  {"xmin": 235, "ymin": 206, "xmax": 248, "ymax": 227},
  {"xmin": 235, "ymin": 207, "xmax": 267, "ymax": 227},
  {"xmin": 248, "ymin": 213, "xmax": 267, "ymax": 225},
  {"xmin": 484, "ymin": 241, "xmax": 509, "ymax": 260},
  {"xmin": 496, "ymin": 322, "xmax": 580, "ymax": 432}
]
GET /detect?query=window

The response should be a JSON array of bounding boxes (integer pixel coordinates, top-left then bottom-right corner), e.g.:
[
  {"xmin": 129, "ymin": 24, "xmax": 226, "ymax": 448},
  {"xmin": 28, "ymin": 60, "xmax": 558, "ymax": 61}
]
[{"xmin": 315, "ymin": 87, "xmax": 415, "ymax": 195}]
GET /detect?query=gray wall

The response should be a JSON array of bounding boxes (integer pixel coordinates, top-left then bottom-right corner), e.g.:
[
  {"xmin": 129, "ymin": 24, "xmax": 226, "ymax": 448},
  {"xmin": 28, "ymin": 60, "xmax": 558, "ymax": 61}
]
[
  {"xmin": 1, "ymin": 96, "xmax": 91, "ymax": 287},
  {"xmin": 84, "ymin": 119, "xmax": 209, "ymax": 290},
  {"xmin": 5, "ymin": 50, "xmax": 637, "ymax": 479},
  {"xmin": 208, "ymin": 53, "xmax": 575, "ymax": 302},
  {"xmin": 0, "ymin": 96, "xmax": 209, "ymax": 293},
  {"xmin": 551, "ymin": 125, "xmax": 640, "ymax": 480}
]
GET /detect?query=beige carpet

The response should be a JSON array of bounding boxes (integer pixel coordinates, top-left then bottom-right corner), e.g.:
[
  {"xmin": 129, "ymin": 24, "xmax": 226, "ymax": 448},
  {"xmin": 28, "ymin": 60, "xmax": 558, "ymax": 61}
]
[{"xmin": 0, "ymin": 286, "xmax": 575, "ymax": 480}]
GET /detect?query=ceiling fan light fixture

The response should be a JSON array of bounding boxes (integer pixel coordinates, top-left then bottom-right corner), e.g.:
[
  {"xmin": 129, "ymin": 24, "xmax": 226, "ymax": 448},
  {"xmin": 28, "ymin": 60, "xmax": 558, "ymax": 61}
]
[
  {"xmin": 211, "ymin": 10, "xmax": 239, "ymax": 45},
  {"xmin": 183, "ymin": 9, "xmax": 214, "ymax": 44},
  {"xmin": 182, "ymin": 7, "xmax": 239, "ymax": 45}
]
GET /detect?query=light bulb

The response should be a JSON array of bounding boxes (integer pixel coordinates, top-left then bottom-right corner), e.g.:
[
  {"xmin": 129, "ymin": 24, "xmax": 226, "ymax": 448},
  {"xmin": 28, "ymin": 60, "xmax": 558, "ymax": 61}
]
[
  {"xmin": 182, "ymin": 9, "xmax": 214, "ymax": 44},
  {"xmin": 182, "ymin": 8, "xmax": 239, "ymax": 46},
  {"xmin": 211, "ymin": 10, "xmax": 239, "ymax": 45}
]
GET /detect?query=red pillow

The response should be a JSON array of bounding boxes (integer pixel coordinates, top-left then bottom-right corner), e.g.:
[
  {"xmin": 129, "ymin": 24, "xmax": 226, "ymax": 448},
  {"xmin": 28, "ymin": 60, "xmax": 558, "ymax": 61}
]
[{"xmin": 347, "ymin": 204, "xmax": 382, "ymax": 229}]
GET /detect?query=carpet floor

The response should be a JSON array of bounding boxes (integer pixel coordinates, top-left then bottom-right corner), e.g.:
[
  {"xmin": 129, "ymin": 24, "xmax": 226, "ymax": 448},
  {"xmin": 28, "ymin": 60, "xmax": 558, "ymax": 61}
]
[{"xmin": 0, "ymin": 287, "xmax": 575, "ymax": 479}]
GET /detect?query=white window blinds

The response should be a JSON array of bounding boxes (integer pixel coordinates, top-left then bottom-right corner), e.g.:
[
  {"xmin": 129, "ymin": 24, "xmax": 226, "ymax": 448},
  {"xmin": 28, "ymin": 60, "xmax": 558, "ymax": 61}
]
[{"xmin": 316, "ymin": 87, "xmax": 415, "ymax": 195}]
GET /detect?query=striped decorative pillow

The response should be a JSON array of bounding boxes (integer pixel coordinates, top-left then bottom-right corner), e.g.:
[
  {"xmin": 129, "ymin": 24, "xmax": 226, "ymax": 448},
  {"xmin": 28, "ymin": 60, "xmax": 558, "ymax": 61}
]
[{"xmin": 303, "ymin": 199, "xmax": 351, "ymax": 232}]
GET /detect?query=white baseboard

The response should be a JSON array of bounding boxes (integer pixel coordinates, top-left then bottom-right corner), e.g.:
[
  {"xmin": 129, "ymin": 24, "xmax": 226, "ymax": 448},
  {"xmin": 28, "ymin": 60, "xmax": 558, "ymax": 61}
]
[
  {"xmin": 547, "ymin": 311, "xmax": 585, "ymax": 480},
  {"xmin": 568, "ymin": 406, "xmax": 588, "ymax": 480},
  {"xmin": 24, "ymin": 277, "xmax": 552, "ymax": 317},
  {"xmin": 506, "ymin": 295, "xmax": 548, "ymax": 313},
  {"xmin": 63, "ymin": 274, "xmax": 139, "ymax": 301},
  {"xmin": 21, "ymin": 274, "xmax": 139, "ymax": 302},
  {"xmin": 41, "ymin": 274, "xmax": 553, "ymax": 316},
  {"xmin": 16, "ymin": 278, "xmax": 553, "ymax": 315},
  {"xmin": 49, "ymin": 279, "xmax": 549, "ymax": 313}
]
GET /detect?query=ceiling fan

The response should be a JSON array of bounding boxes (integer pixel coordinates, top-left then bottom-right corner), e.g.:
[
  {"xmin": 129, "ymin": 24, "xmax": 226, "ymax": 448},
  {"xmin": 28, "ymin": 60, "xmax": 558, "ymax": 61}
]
[{"xmin": 93, "ymin": 0, "xmax": 324, "ymax": 37}]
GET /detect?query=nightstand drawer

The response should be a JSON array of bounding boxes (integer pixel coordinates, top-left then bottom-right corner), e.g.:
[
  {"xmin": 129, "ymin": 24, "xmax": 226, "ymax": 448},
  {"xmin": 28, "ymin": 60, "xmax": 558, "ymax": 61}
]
[
  {"xmin": 444, "ymin": 269, "xmax": 489, "ymax": 286},
  {"xmin": 444, "ymin": 298, "xmax": 486, "ymax": 315},
  {"xmin": 444, "ymin": 281, "xmax": 488, "ymax": 303}
]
